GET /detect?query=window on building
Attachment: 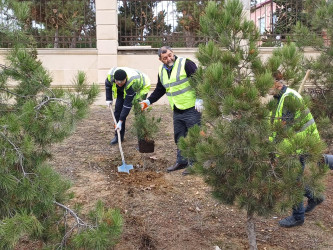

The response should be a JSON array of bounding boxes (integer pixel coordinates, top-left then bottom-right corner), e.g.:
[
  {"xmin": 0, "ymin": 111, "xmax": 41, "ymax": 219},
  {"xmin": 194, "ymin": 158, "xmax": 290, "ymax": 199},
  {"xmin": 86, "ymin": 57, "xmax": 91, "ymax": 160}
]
[{"xmin": 259, "ymin": 17, "xmax": 265, "ymax": 34}]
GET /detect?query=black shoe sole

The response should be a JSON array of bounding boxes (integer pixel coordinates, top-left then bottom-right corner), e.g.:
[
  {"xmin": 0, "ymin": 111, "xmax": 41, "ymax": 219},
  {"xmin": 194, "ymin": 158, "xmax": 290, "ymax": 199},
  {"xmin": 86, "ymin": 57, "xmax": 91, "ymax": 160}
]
[
  {"xmin": 110, "ymin": 139, "xmax": 124, "ymax": 145},
  {"xmin": 166, "ymin": 165, "xmax": 187, "ymax": 172},
  {"xmin": 279, "ymin": 221, "xmax": 304, "ymax": 228}
]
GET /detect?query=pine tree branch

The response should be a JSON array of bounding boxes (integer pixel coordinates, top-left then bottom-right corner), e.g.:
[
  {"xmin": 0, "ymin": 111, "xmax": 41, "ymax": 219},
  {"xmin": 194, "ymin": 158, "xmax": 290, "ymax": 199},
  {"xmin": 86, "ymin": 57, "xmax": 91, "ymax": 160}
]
[
  {"xmin": 0, "ymin": 129, "xmax": 34, "ymax": 178},
  {"xmin": 35, "ymin": 96, "xmax": 71, "ymax": 111},
  {"xmin": 0, "ymin": 88, "xmax": 27, "ymax": 98},
  {"xmin": 54, "ymin": 201, "xmax": 95, "ymax": 249},
  {"xmin": 54, "ymin": 201, "xmax": 87, "ymax": 227},
  {"xmin": 270, "ymin": 162, "xmax": 278, "ymax": 178}
]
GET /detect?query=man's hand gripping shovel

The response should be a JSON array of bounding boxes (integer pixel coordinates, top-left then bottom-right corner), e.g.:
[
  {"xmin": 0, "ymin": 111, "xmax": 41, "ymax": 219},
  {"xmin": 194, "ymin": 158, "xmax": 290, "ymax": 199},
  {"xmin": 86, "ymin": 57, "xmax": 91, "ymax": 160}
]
[{"xmin": 109, "ymin": 105, "xmax": 133, "ymax": 174}]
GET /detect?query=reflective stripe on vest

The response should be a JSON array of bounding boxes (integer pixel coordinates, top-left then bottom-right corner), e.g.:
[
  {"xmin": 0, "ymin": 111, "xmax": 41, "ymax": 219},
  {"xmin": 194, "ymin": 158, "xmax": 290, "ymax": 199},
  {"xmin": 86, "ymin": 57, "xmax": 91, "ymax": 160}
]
[{"xmin": 159, "ymin": 57, "xmax": 196, "ymax": 110}]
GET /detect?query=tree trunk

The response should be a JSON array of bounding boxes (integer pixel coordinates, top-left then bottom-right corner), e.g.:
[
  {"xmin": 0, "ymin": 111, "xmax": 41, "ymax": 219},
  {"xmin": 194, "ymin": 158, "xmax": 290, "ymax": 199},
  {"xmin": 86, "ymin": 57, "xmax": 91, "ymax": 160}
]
[
  {"xmin": 54, "ymin": 28, "xmax": 59, "ymax": 48},
  {"xmin": 184, "ymin": 30, "xmax": 195, "ymax": 47},
  {"xmin": 246, "ymin": 211, "xmax": 258, "ymax": 250}
]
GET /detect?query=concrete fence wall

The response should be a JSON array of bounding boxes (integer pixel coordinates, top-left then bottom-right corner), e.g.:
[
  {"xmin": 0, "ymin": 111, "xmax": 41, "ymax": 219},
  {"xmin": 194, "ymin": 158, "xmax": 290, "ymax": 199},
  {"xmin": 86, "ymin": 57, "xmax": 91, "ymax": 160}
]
[
  {"xmin": 0, "ymin": 47, "xmax": 320, "ymax": 87},
  {"xmin": 0, "ymin": 0, "xmax": 321, "ymax": 105}
]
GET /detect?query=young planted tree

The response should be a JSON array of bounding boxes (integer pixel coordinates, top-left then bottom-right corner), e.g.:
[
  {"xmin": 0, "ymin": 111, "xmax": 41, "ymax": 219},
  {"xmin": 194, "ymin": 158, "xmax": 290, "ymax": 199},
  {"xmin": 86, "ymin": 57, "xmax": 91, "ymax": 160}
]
[
  {"xmin": 0, "ymin": 3, "xmax": 122, "ymax": 249},
  {"xmin": 178, "ymin": 0, "xmax": 327, "ymax": 248},
  {"xmin": 131, "ymin": 82, "xmax": 161, "ymax": 153}
]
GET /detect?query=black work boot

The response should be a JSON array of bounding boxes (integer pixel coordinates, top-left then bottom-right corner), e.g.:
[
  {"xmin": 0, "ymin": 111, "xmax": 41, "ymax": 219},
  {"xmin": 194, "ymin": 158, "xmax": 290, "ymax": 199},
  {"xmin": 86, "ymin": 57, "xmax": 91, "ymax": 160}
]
[
  {"xmin": 278, "ymin": 216, "xmax": 304, "ymax": 228},
  {"xmin": 182, "ymin": 166, "xmax": 193, "ymax": 176},
  {"xmin": 110, "ymin": 136, "xmax": 124, "ymax": 145},
  {"xmin": 167, "ymin": 163, "xmax": 187, "ymax": 172},
  {"xmin": 110, "ymin": 136, "xmax": 118, "ymax": 145},
  {"xmin": 305, "ymin": 197, "xmax": 324, "ymax": 213}
]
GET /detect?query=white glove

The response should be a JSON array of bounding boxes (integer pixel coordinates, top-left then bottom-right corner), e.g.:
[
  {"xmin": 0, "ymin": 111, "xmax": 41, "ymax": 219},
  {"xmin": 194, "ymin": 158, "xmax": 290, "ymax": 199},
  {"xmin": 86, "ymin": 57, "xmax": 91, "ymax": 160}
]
[
  {"xmin": 106, "ymin": 100, "xmax": 113, "ymax": 107},
  {"xmin": 195, "ymin": 99, "xmax": 204, "ymax": 112},
  {"xmin": 115, "ymin": 120, "xmax": 123, "ymax": 131},
  {"xmin": 140, "ymin": 99, "xmax": 150, "ymax": 111}
]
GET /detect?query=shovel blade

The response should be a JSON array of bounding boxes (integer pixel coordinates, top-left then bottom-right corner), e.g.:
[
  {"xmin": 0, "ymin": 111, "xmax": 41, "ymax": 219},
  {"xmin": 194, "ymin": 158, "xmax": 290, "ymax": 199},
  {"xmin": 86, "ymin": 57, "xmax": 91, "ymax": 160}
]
[{"xmin": 118, "ymin": 162, "xmax": 133, "ymax": 174}]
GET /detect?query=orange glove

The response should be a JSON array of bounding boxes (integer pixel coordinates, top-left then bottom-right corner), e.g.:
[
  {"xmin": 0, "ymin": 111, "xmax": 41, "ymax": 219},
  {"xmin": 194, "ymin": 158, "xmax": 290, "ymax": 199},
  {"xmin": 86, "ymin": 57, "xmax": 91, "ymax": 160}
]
[{"xmin": 139, "ymin": 99, "xmax": 150, "ymax": 111}]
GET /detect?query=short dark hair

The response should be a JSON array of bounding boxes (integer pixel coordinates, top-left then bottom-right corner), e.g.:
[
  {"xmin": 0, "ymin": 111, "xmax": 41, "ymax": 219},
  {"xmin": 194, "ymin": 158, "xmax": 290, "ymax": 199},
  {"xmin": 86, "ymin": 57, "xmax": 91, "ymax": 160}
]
[
  {"xmin": 114, "ymin": 69, "xmax": 127, "ymax": 81},
  {"xmin": 158, "ymin": 46, "xmax": 173, "ymax": 57}
]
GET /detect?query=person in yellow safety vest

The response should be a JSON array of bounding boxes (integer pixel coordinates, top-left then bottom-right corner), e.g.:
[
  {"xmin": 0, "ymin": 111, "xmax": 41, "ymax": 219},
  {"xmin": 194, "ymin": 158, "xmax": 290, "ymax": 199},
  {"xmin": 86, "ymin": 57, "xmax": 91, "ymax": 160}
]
[
  {"xmin": 270, "ymin": 70, "xmax": 324, "ymax": 228},
  {"xmin": 140, "ymin": 46, "xmax": 203, "ymax": 176},
  {"xmin": 105, "ymin": 67, "xmax": 151, "ymax": 145}
]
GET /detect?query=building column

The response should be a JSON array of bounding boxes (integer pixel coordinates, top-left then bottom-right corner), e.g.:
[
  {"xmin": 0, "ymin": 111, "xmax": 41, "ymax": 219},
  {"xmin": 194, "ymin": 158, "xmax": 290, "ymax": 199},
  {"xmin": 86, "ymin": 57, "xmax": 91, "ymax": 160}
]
[
  {"xmin": 240, "ymin": 0, "xmax": 251, "ymax": 20},
  {"xmin": 95, "ymin": 0, "xmax": 118, "ymax": 85}
]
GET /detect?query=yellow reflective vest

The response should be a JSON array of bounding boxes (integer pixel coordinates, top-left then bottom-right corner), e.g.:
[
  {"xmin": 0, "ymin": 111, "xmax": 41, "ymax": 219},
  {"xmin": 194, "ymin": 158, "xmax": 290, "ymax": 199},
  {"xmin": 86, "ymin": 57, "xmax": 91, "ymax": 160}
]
[
  {"xmin": 270, "ymin": 87, "xmax": 320, "ymax": 152},
  {"xmin": 107, "ymin": 67, "xmax": 151, "ymax": 100},
  {"xmin": 159, "ymin": 57, "xmax": 196, "ymax": 110}
]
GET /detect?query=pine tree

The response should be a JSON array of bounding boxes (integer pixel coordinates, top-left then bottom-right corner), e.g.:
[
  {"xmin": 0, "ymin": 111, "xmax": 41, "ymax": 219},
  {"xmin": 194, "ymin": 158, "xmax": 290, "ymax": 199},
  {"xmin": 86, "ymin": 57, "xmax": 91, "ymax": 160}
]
[
  {"xmin": 293, "ymin": 0, "xmax": 333, "ymax": 144},
  {"xmin": 2, "ymin": 0, "xmax": 96, "ymax": 48},
  {"xmin": 0, "ymin": 2, "xmax": 122, "ymax": 249},
  {"xmin": 178, "ymin": 0, "xmax": 327, "ymax": 248}
]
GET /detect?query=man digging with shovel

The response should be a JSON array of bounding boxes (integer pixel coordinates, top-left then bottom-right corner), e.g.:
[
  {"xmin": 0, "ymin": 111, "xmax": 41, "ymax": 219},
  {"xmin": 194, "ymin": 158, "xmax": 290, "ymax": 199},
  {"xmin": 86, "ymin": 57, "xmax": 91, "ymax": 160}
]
[{"xmin": 105, "ymin": 67, "xmax": 151, "ymax": 145}]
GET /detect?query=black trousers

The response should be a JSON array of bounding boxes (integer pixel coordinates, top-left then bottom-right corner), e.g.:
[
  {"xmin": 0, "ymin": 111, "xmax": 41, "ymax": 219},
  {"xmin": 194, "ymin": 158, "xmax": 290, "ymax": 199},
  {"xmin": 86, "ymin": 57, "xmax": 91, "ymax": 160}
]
[
  {"xmin": 113, "ymin": 94, "xmax": 146, "ymax": 140},
  {"xmin": 114, "ymin": 97, "xmax": 126, "ymax": 139},
  {"xmin": 292, "ymin": 155, "xmax": 315, "ymax": 220},
  {"xmin": 173, "ymin": 107, "xmax": 201, "ymax": 165}
]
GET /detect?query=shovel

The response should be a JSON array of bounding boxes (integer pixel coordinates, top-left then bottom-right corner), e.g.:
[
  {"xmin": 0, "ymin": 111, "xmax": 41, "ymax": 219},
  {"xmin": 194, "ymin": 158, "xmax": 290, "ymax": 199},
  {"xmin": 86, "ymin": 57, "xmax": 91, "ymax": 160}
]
[{"xmin": 109, "ymin": 105, "xmax": 133, "ymax": 174}]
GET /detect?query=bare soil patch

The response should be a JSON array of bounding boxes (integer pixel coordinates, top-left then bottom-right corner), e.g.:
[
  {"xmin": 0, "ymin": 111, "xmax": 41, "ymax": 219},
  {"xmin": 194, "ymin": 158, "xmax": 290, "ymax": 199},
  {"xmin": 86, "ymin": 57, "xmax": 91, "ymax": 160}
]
[{"xmin": 49, "ymin": 105, "xmax": 333, "ymax": 250}]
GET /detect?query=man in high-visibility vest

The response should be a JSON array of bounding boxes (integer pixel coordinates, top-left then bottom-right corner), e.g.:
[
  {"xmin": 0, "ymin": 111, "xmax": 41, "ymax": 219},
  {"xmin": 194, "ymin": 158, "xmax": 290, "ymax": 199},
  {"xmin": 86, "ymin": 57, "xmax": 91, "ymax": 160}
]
[
  {"xmin": 270, "ymin": 71, "xmax": 324, "ymax": 228},
  {"xmin": 105, "ymin": 67, "xmax": 151, "ymax": 145},
  {"xmin": 140, "ymin": 46, "xmax": 203, "ymax": 175}
]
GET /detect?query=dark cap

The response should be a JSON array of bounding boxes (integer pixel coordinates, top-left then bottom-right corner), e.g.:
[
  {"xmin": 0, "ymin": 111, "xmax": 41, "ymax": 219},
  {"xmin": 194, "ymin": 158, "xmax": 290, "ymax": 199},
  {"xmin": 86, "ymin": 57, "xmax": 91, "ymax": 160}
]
[{"xmin": 114, "ymin": 69, "xmax": 127, "ymax": 81}]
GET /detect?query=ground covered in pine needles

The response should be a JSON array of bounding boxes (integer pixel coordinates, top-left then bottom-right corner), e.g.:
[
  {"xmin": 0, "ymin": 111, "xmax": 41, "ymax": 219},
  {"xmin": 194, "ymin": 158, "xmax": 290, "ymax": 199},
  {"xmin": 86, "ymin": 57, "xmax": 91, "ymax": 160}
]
[{"xmin": 45, "ymin": 105, "xmax": 333, "ymax": 250}]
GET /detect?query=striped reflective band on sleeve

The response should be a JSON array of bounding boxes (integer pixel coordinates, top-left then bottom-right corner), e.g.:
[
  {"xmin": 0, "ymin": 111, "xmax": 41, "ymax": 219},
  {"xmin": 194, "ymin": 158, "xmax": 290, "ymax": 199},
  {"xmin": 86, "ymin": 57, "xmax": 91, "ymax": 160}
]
[
  {"xmin": 142, "ymin": 74, "xmax": 146, "ymax": 86},
  {"xmin": 110, "ymin": 67, "xmax": 117, "ymax": 82},
  {"xmin": 299, "ymin": 118, "xmax": 315, "ymax": 132},
  {"xmin": 166, "ymin": 86, "xmax": 192, "ymax": 96},
  {"xmin": 125, "ymin": 74, "xmax": 141, "ymax": 88},
  {"xmin": 135, "ymin": 71, "xmax": 145, "ymax": 86}
]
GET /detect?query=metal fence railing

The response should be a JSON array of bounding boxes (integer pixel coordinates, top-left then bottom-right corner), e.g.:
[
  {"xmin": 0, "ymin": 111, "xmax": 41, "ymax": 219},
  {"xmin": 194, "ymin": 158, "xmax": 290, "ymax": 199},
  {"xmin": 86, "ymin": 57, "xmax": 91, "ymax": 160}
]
[
  {"xmin": 0, "ymin": 0, "xmax": 96, "ymax": 48},
  {"xmin": 118, "ymin": 0, "xmax": 319, "ymax": 48},
  {"xmin": 117, "ymin": 0, "xmax": 208, "ymax": 48},
  {"xmin": 0, "ymin": 1, "xmax": 323, "ymax": 49},
  {"xmin": 250, "ymin": 0, "xmax": 314, "ymax": 47}
]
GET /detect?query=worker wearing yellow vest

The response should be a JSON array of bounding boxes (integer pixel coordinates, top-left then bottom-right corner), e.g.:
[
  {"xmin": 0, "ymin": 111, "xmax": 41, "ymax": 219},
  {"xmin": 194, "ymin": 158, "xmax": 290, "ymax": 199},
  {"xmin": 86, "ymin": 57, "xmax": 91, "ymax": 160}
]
[
  {"xmin": 105, "ymin": 67, "xmax": 151, "ymax": 145},
  {"xmin": 270, "ymin": 70, "xmax": 324, "ymax": 228},
  {"xmin": 140, "ymin": 46, "xmax": 203, "ymax": 176}
]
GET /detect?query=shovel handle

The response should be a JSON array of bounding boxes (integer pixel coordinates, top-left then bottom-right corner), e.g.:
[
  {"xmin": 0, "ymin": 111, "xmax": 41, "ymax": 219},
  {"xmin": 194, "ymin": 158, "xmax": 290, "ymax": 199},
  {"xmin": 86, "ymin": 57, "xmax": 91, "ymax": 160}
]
[
  {"xmin": 109, "ymin": 106, "xmax": 125, "ymax": 163},
  {"xmin": 298, "ymin": 69, "xmax": 311, "ymax": 94}
]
